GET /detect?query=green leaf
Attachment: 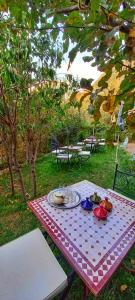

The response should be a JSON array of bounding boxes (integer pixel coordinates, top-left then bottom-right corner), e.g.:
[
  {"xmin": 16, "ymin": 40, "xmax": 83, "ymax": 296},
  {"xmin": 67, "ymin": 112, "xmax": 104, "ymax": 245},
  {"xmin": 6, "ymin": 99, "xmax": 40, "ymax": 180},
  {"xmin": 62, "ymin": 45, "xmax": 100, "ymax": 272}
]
[
  {"xmin": 68, "ymin": 46, "xmax": 78, "ymax": 64},
  {"xmin": 91, "ymin": 0, "xmax": 100, "ymax": 12},
  {"xmin": 83, "ymin": 56, "xmax": 93, "ymax": 62},
  {"xmin": 120, "ymin": 79, "xmax": 135, "ymax": 94},
  {"xmin": 63, "ymin": 38, "xmax": 69, "ymax": 54},
  {"xmin": 66, "ymin": 11, "xmax": 83, "ymax": 25},
  {"xmin": 119, "ymin": 8, "xmax": 135, "ymax": 20},
  {"xmin": 90, "ymin": 0, "xmax": 100, "ymax": 22}
]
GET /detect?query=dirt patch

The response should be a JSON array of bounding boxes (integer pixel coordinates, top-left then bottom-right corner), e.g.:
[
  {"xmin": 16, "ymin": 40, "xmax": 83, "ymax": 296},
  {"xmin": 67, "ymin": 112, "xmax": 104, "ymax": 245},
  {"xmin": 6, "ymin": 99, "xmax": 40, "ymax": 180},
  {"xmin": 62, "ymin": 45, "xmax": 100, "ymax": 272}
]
[
  {"xmin": 114, "ymin": 142, "xmax": 135, "ymax": 155},
  {"xmin": 126, "ymin": 143, "xmax": 135, "ymax": 155}
]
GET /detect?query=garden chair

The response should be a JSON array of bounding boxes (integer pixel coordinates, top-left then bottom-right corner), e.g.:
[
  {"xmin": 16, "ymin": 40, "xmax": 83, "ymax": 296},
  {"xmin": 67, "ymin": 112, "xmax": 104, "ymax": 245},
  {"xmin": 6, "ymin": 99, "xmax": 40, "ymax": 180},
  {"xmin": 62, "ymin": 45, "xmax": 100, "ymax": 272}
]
[
  {"xmin": 95, "ymin": 140, "xmax": 106, "ymax": 152},
  {"xmin": 78, "ymin": 150, "xmax": 91, "ymax": 162},
  {"xmin": 120, "ymin": 136, "xmax": 128, "ymax": 149},
  {"xmin": 112, "ymin": 163, "xmax": 135, "ymax": 199},
  {"xmin": 77, "ymin": 141, "xmax": 85, "ymax": 146},
  {"xmin": 51, "ymin": 137, "xmax": 65, "ymax": 155},
  {"xmin": 85, "ymin": 143, "xmax": 95, "ymax": 152},
  {"xmin": 98, "ymin": 142, "xmax": 106, "ymax": 146},
  {"xmin": 0, "ymin": 229, "xmax": 68, "ymax": 300},
  {"xmin": 51, "ymin": 136, "xmax": 65, "ymax": 155},
  {"xmin": 56, "ymin": 149, "xmax": 73, "ymax": 167},
  {"xmin": 111, "ymin": 164, "xmax": 135, "ymax": 275},
  {"xmin": 98, "ymin": 138, "xmax": 106, "ymax": 146},
  {"xmin": 52, "ymin": 148, "xmax": 65, "ymax": 155},
  {"xmin": 131, "ymin": 153, "xmax": 135, "ymax": 161}
]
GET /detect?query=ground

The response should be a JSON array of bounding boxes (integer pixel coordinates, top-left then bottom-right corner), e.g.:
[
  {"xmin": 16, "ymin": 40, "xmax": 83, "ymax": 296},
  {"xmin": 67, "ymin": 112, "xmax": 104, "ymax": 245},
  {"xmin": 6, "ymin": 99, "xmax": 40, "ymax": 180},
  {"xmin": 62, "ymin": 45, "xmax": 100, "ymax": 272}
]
[
  {"xmin": 126, "ymin": 143, "xmax": 135, "ymax": 155},
  {"xmin": 0, "ymin": 146, "xmax": 135, "ymax": 300}
]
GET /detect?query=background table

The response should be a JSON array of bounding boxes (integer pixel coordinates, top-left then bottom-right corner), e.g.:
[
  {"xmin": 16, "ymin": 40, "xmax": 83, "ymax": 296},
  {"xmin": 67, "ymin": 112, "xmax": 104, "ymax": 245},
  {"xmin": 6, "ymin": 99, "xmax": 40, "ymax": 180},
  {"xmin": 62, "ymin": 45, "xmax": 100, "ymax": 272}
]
[
  {"xmin": 28, "ymin": 180, "xmax": 135, "ymax": 296},
  {"xmin": 60, "ymin": 146, "xmax": 82, "ymax": 152}
]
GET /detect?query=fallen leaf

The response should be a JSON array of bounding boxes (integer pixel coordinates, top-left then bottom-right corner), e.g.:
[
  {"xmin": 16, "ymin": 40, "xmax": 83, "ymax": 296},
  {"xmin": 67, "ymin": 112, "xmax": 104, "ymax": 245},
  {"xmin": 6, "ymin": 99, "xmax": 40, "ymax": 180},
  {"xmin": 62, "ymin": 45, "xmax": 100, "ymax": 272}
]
[
  {"xmin": 131, "ymin": 259, "xmax": 135, "ymax": 265},
  {"xmin": 120, "ymin": 284, "xmax": 128, "ymax": 293}
]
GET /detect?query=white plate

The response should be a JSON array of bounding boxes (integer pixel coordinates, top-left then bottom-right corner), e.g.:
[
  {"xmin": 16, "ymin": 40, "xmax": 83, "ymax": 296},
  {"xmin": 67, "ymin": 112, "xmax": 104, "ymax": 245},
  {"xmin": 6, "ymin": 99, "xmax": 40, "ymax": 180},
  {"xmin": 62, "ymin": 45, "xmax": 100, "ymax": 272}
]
[{"xmin": 47, "ymin": 188, "xmax": 81, "ymax": 209}]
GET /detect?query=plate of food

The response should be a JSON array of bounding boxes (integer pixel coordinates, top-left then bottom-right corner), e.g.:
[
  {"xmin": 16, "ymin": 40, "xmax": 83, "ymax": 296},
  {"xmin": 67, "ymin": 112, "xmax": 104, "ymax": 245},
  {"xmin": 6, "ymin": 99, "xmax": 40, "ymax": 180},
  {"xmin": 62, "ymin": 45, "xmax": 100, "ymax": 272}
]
[{"xmin": 47, "ymin": 187, "xmax": 81, "ymax": 209}]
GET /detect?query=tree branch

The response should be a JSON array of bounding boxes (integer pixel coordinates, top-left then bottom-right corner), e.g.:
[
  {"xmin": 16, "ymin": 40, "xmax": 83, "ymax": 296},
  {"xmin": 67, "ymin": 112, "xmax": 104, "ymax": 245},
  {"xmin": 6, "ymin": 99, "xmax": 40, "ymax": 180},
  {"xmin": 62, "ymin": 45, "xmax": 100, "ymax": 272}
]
[
  {"xmin": 106, "ymin": 54, "xmax": 135, "ymax": 72},
  {"xmin": 56, "ymin": 4, "xmax": 79, "ymax": 14},
  {"xmin": 101, "ymin": 5, "xmax": 135, "ymax": 25},
  {"xmin": 10, "ymin": 24, "xmax": 113, "ymax": 32},
  {"xmin": 10, "ymin": 24, "xmax": 90, "ymax": 31},
  {"xmin": 54, "ymin": 3, "xmax": 135, "ymax": 25},
  {"xmin": 116, "ymin": 60, "xmax": 135, "ymax": 72}
]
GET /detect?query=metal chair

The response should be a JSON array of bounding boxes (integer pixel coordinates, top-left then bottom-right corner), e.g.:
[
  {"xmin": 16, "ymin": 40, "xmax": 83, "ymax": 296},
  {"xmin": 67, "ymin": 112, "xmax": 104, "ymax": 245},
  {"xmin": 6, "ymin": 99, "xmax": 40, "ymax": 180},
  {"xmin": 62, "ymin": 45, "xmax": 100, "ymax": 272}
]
[
  {"xmin": 56, "ymin": 149, "xmax": 73, "ymax": 167},
  {"xmin": 131, "ymin": 153, "xmax": 135, "ymax": 161},
  {"xmin": 0, "ymin": 229, "xmax": 68, "ymax": 300},
  {"xmin": 85, "ymin": 143, "xmax": 95, "ymax": 152},
  {"xmin": 77, "ymin": 142, "xmax": 85, "ymax": 146},
  {"xmin": 51, "ymin": 136, "xmax": 59, "ymax": 150},
  {"xmin": 78, "ymin": 150, "xmax": 91, "ymax": 163},
  {"xmin": 120, "ymin": 137, "xmax": 129, "ymax": 149},
  {"xmin": 112, "ymin": 163, "xmax": 135, "ymax": 199},
  {"xmin": 52, "ymin": 149, "xmax": 65, "ymax": 155}
]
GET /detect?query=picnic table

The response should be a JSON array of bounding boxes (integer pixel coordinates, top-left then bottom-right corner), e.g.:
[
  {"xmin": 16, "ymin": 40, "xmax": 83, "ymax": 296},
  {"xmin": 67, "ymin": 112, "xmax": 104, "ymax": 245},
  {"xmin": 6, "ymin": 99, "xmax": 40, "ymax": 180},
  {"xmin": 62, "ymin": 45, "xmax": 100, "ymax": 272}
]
[{"xmin": 28, "ymin": 180, "xmax": 135, "ymax": 298}]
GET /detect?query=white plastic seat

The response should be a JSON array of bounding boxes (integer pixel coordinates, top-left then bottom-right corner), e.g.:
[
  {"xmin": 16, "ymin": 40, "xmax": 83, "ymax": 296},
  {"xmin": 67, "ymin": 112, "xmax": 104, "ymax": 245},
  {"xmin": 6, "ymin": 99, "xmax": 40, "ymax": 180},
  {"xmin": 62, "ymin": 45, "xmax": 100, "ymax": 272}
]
[
  {"xmin": 51, "ymin": 149, "xmax": 65, "ymax": 154},
  {"xmin": 78, "ymin": 151, "xmax": 91, "ymax": 156},
  {"xmin": 98, "ymin": 138, "xmax": 105, "ymax": 142},
  {"xmin": 57, "ymin": 154, "xmax": 72, "ymax": 160},
  {"xmin": 131, "ymin": 153, "xmax": 135, "ymax": 161},
  {"xmin": 120, "ymin": 137, "xmax": 128, "ymax": 149},
  {"xmin": 0, "ymin": 229, "xmax": 67, "ymax": 300},
  {"xmin": 85, "ymin": 144, "xmax": 94, "ymax": 148}
]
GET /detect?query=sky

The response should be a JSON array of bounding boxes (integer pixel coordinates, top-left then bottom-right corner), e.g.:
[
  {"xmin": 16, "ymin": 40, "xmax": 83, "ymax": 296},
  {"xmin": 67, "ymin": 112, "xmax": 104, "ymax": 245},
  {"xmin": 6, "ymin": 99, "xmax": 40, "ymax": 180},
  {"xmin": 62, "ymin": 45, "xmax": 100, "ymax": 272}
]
[{"xmin": 57, "ymin": 51, "xmax": 102, "ymax": 82}]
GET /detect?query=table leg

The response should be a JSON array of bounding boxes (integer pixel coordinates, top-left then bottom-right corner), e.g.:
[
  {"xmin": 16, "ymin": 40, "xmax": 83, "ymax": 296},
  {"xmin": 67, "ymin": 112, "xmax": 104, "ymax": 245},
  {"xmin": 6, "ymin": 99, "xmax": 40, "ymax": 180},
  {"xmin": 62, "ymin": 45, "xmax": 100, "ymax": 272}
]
[
  {"xmin": 82, "ymin": 285, "xmax": 90, "ymax": 300},
  {"xmin": 82, "ymin": 285, "xmax": 100, "ymax": 300}
]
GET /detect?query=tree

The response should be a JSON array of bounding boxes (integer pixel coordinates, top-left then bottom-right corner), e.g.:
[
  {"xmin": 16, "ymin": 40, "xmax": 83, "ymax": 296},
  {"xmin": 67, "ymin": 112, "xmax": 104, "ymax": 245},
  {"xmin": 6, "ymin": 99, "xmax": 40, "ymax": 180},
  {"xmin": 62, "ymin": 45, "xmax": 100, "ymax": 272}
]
[
  {"xmin": 0, "ymin": 0, "xmax": 135, "ymax": 196},
  {"xmin": 0, "ymin": 0, "xmax": 135, "ymax": 119},
  {"xmin": 0, "ymin": 22, "xmax": 65, "ymax": 198}
]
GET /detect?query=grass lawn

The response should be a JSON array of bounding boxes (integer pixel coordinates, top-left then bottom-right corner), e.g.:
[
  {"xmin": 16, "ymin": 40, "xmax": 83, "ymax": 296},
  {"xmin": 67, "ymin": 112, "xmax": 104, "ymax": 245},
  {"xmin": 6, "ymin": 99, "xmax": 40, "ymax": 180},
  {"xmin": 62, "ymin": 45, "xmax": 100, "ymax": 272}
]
[{"xmin": 0, "ymin": 146, "xmax": 135, "ymax": 299}]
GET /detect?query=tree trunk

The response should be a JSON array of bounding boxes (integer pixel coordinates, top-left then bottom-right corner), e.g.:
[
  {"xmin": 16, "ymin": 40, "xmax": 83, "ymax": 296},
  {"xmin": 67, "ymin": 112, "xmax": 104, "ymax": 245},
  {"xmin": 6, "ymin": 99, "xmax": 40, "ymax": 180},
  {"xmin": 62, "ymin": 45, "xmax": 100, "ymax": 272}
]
[
  {"xmin": 0, "ymin": 81, "xmax": 26, "ymax": 200},
  {"xmin": 11, "ymin": 130, "xmax": 26, "ymax": 200},
  {"xmin": 13, "ymin": 151, "xmax": 26, "ymax": 200},
  {"xmin": 1, "ymin": 128, "xmax": 15, "ymax": 196},
  {"xmin": 26, "ymin": 137, "xmax": 31, "ymax": 163},
  {"xmin": 30, "ymin": 158, "xmax": 37, "ymax": 197},
  {"xmin": 7, "ymin": 156, "xmax": 15, "ymax": 196},
  {"xmin": 29, "ymin": 141, "xmax": 39, "ymax": 197}
]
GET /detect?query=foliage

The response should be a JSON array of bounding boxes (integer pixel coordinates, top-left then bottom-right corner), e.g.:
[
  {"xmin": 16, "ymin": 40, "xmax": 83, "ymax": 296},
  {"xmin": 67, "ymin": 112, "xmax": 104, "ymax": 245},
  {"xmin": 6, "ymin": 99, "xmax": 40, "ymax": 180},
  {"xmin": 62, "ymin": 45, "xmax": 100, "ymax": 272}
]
[
  {"xmin": 0, "ymin": 23, "xmax": 68, "ymax": 198},
  {"xmin": 0, "ymin": 0, "xmax": 135, "ymax": 197},
  {"xmin": 50, "ymin": 109, "xmax": 87, "ymax": 145},
  {"xmin": 80, "ymin": 78, "xmax": 93, "ymax": 90}
]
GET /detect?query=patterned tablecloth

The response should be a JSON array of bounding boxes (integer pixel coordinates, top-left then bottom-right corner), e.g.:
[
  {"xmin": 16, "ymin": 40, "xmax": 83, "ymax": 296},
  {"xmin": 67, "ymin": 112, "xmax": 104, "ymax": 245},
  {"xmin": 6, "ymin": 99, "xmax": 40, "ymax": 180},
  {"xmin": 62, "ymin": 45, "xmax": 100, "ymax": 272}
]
[{"xmin": 28, "ymin": 180, "xmax": 135, "ymax": 296}]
